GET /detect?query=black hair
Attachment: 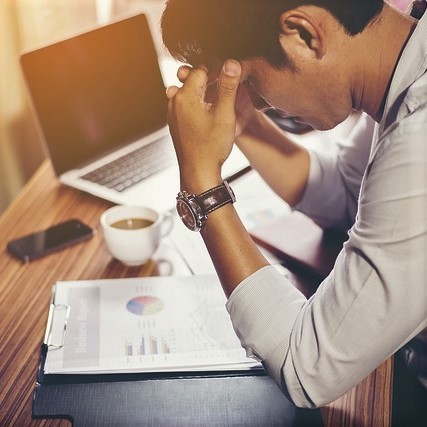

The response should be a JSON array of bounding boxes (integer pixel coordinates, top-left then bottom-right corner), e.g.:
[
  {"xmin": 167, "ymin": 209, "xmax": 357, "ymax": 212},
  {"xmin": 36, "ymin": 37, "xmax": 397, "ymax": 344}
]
[{"xmin": 161, "ymin": 0, "xmax": 384, "ymax": 69}]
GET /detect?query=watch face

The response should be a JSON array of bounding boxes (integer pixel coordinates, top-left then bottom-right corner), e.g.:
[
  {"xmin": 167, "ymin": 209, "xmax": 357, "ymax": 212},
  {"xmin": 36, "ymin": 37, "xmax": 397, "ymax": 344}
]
[{"xmin": 176, "ymin": 199, "xmax": 197, "ymax": 231}]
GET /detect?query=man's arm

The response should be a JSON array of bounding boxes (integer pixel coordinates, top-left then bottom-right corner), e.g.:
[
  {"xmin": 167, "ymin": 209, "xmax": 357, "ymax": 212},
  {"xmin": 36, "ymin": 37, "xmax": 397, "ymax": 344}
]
[
  {"xmin": 236, "ymin": 109, "xmax": 376, "ymax": 229},
  {"xmin": 228, "ymin": 113, "xmax": 427, "ymax": 406},
  {"xmin": 236, "ymin": 110, "xmax": 310, "ymax": 207},
  {"xmin": 166, "ymin": 61, "xmax": 271, "ymax": 294}
]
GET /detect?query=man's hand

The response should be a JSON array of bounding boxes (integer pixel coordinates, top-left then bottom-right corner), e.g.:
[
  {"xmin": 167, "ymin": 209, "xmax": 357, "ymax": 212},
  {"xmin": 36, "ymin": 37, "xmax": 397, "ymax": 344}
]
[{"xmin": 166, "ymin": 59, "xmax": 242, "ymax": 193}]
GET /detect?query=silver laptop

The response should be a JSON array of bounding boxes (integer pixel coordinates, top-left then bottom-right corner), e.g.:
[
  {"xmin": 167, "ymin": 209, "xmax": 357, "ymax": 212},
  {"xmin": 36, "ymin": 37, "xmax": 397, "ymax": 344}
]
[{"xmin": 20, "ymin": 13, "xmax": 248, "ymax": 213}]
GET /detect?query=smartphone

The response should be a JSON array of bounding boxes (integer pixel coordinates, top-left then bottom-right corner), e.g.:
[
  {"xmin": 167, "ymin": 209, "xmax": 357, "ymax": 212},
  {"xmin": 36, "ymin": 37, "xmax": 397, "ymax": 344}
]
[{"xmin": 7, "ymin": 219, "xmax": 95, "ymax": 262}]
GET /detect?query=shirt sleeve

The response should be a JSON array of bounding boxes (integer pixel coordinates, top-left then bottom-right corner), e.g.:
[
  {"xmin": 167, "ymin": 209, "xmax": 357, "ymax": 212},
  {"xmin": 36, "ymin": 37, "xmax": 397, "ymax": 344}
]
[
  {"xmin": 294, "ymin": 114, "xmax": 375, "ymax": 230},
  {"xmin": 226, "ymin": 112, "xmax": 427, "ymax": 408}
]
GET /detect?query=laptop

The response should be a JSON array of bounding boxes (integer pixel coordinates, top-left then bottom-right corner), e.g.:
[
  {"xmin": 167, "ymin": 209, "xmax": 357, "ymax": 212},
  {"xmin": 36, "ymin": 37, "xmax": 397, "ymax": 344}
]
[{"xmin": 20, "ymin": 13, "xmax": 249, "ymax": 213}]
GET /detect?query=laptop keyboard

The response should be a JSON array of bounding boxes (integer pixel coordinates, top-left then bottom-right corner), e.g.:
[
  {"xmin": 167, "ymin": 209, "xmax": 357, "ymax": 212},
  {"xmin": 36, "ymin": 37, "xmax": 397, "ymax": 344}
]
[{"xmin": 80, "ymin": 137, "xmax": 175, "ymax": 192}]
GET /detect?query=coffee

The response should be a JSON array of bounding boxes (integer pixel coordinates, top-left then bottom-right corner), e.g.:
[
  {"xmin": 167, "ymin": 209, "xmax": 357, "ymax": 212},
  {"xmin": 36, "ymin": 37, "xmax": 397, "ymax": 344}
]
[
  {"xmin": 101, "ymin": 205, "xmax": 173, "ymax": 265},
  {"xmin": 110, "ymin": 218, "xmax": 154, "ymax": 230}
]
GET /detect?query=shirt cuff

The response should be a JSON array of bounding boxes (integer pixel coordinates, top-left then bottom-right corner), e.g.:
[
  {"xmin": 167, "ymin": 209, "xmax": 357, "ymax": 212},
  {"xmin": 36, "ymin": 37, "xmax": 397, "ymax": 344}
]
[{"xmin": 226, "ymin": 266, "xmax": 306, "ymax": 363}]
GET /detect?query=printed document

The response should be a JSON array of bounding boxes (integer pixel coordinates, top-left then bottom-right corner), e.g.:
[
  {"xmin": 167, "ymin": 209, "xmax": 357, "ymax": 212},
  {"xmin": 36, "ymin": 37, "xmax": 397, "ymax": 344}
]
[{"xmin": 44, "ymin": 275, "xmax": 261, "ymax": 374}]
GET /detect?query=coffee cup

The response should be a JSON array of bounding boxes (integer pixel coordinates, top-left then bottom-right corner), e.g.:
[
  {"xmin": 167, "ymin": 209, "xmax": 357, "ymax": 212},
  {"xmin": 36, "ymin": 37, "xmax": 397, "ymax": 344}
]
[{"xmin": 100, "ymin": 205, "xmax": 173, "ymax": 266}]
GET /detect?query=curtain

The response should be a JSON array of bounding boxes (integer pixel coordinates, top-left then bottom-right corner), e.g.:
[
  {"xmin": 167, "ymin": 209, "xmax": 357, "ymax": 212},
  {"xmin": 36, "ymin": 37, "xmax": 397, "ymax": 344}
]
[
  {"xmin": 390, "ymin": 0, "xmax": 413, "ymax": 10},
  {"xmin": 0, "ymin": 0, "xmax": 97, "ymax": 214}
]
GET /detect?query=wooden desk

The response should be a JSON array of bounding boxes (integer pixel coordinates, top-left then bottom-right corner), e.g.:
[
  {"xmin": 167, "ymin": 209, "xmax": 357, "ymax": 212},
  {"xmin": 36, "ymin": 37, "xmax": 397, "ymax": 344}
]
[{"xmin": 0, "ymin": 161, "xmax": 393, "ymax": 426}]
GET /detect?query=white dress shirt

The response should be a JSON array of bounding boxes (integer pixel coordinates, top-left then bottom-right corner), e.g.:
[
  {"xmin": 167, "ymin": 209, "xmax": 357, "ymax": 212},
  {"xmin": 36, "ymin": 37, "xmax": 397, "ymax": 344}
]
[{"xmin": 226, "ymin": 9, "xmax": 427, "ymax": 408}]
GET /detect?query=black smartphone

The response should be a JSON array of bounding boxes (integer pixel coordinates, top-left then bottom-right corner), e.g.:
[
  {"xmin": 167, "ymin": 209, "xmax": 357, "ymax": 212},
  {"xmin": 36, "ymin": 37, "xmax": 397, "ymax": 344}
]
[{"xmin": 7, "ymin": 219, "xmax": 95, "ymax": 262}]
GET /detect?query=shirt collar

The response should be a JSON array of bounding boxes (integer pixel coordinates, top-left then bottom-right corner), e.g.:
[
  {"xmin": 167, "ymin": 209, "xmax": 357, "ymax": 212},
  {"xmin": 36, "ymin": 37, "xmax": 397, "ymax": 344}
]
[
  {"xmin": 379, "ymin": 4, "xmax": 427, "ymax": 133},
  {"xmin": 408, "ymin": 0, "xmax": 427, "ymax": 19}
]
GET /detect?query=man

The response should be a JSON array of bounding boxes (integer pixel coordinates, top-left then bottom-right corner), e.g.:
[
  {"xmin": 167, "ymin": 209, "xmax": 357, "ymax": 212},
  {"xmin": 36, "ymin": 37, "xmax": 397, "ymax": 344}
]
[{"xmin": 161, "ymin": 0, "xmax": 427, "ymax": 412}]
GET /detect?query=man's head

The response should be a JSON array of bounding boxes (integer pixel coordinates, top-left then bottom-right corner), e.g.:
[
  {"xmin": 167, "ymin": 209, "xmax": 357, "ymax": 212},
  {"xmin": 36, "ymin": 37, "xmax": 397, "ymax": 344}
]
[
  {"xmin": 161, "ymin": 0, "xmax": 384, "ymax": 70},
  {"xmin": 161, "ymin": 0, "xmax": 392, "ymax": 130}
]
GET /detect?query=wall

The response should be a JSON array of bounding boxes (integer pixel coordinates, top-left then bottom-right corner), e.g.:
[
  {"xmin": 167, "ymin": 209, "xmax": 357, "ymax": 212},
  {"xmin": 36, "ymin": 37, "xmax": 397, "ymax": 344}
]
[{"xmin": 0, "ymin": 0, "xmax": 97, "ymax": 214}]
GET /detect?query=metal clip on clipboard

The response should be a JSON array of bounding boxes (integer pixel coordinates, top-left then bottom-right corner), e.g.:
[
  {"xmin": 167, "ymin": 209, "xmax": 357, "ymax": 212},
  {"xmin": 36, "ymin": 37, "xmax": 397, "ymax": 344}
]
[{"xmin": 43, "ymin": 287, "xmax": 70, "ymax": 350}]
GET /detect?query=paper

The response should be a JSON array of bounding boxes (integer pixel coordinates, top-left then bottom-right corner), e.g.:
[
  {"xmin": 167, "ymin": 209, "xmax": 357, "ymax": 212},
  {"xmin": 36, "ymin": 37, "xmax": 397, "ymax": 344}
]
[
  {"xmin": 44, "ymin": 275, "xmax": 261, "ymax": 374},
  {"xmin": 250, "ymin": 211, "xmax": 347, "ymax": 279}
]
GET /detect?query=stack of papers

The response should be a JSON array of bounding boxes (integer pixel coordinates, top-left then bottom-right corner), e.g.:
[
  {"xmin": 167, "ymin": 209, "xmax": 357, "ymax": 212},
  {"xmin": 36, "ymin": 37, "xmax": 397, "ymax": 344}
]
[{"xmin": 44, "ymin": 275, "xmax": 261, "ymax": 375}]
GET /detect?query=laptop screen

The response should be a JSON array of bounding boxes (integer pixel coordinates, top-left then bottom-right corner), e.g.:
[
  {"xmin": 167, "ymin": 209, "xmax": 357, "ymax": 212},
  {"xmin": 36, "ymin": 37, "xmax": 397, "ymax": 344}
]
[{"xmin": 21, "ymin": 14, "xmax": 168, "ymax": 176}]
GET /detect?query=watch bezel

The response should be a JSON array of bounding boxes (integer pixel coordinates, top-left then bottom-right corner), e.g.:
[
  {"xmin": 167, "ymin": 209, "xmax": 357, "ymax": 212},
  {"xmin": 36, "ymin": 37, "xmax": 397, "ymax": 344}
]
[
  {"xmin": 223, "ymin": 180, "xmax": 236, "ymax": 204},
  {"xmin": 176, "ymin": 191, "xmax": 207, "ymax": 232}
]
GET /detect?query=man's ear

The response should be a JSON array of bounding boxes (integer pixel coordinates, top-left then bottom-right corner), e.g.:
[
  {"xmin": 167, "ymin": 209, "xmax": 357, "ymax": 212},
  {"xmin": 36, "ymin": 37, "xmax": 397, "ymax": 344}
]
[{"xmin": 278, "ymin": 9, "xmax": 326, "ymax": 59}]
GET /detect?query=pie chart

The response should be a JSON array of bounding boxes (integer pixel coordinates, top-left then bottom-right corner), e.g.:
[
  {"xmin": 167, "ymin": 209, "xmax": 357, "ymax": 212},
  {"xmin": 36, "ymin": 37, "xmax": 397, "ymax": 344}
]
[{"xmin": 126, "ymin": 295, "xmax": 164, "ymax": 316}]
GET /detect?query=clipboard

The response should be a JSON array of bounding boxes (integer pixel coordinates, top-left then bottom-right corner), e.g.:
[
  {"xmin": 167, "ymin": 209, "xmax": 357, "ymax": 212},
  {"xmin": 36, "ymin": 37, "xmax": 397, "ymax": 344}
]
[
  {"xmin": 33, "ymin": 344, "xmax": 323, "ymax": 426},
  {"xmin": 32, "ymin": 280, "xmax": 323, "ymax": 426}
]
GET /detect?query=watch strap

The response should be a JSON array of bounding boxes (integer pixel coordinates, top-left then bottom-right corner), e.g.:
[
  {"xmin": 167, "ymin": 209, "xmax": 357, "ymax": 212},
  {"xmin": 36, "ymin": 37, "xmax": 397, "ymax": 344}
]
[{"xmin": 195, "ymin": 181, "xmax": 236, "ymax": 215}]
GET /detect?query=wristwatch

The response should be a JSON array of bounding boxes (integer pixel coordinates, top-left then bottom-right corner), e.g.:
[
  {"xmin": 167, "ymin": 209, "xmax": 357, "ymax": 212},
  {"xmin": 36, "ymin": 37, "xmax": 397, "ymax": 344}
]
[{"xmin": 176, "ymin": 181, "xmax": 236, "ymax": 231}]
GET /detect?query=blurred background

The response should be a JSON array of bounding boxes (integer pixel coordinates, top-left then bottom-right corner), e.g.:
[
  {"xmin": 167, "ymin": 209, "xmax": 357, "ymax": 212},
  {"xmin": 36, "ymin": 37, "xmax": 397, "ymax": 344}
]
[
  {"xmin": 0, "ymin": 0, "xmax": 413, "ymax": 214},
  {"xmin": 0, "ymin": 0, "xmax": 165, "ymax": 214}
]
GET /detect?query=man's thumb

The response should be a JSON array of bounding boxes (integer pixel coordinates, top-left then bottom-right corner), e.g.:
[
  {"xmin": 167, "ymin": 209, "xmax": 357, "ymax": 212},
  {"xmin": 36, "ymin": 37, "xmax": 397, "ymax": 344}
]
[{"xmin": 216, "ymin": 59, "xmax": 241, "ymax": 112}]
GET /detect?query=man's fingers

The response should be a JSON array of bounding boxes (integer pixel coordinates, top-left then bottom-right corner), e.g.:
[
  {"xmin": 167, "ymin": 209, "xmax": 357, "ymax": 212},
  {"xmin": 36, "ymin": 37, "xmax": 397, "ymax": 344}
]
[
  {"xmin": 205, "ymin": 80, "xmax": 219, "ymax": 104},
  {"xmin": 215, "ymin": 60, "xmax": 242, "ymax": 114},
  {"xmin": 166, "ymin": 85, "xmax": 179, "ymax": 100},
  {"xmin": 168, "ymin": 65, "xmax": 208, "ymax": 101},
  {"xmin": 177, "ymin": 65, "xmax": 191, "ymax": 83},
  {"xmin": 180, "ymin": 65, "xmax": 209, "ymax": 99}
]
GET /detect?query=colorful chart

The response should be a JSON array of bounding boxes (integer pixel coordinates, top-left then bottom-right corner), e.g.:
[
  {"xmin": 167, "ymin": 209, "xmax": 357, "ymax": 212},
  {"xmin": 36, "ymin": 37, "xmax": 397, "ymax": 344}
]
[{"xmin": 126, "ymin": 296, "xmax": 164, "ymax": 316}]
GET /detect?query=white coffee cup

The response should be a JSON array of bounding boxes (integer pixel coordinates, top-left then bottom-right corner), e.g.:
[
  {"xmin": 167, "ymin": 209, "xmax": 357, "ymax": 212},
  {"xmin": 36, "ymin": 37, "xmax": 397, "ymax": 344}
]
[{"xmin": 100, "ymin": 205, "xmax": 173, "ymax": 266}]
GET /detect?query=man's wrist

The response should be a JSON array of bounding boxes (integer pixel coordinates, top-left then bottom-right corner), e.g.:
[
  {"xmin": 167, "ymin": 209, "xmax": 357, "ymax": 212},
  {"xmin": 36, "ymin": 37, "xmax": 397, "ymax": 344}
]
[
  {"xmin": 176, "ymin": 180, "xmax": 236, "ymax": 232},
  {"xmin": 179, "ymin": 172, "xmax": 223, "ymax": 195}
]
